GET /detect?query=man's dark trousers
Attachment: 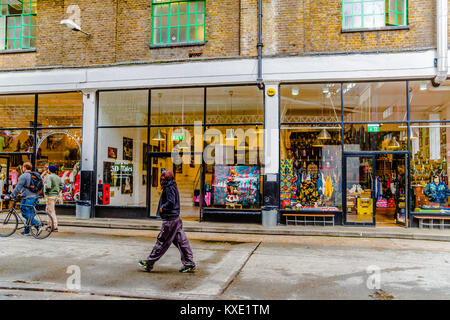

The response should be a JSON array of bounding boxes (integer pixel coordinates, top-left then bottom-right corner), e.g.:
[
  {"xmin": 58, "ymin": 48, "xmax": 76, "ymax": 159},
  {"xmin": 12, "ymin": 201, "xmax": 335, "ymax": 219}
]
[{"xmin": 146, "ymin": 217, "xmax": 195, "ymax": 269}]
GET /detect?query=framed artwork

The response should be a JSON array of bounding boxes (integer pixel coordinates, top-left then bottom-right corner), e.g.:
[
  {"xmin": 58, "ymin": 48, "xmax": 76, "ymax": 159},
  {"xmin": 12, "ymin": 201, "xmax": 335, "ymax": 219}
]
[
  {"xmin": 108, "ymin": 147, "xmax": 117, "ymax": 159},
  {"xmin": 152, "ymin": 167, "xmax": 159, "ymax": 187},
  {"xmin": 152, "ymin": 145, "xmax": 159, "ymax": 164},
  {"xmin": 142, "ymin": 143, "xmax": 148, "ymax": 171},
  {"xmin": 103, "ymin": 161, "xmax": 113, "ymax": 185},
  {"xmin": 120, "ymin": 163, "xmax": 133, "ymax": 194},
  {"xmin": 175, "ymin": 163, "xmax": 183, "ymax": 174},
  {"xmin": 123, "ymin": 137, "xmax": 133, "ymax": 161}
]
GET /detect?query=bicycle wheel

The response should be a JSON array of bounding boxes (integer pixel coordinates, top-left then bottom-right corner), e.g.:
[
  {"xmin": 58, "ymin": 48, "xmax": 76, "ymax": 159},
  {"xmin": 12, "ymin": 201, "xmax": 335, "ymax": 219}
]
[
  {"xmin": 30, "ymin": 211, "xmax": 54, "ymax": 240},
  {"xmin": 0, "ymin": 210, "xmax": 18, "ymax": 237}
]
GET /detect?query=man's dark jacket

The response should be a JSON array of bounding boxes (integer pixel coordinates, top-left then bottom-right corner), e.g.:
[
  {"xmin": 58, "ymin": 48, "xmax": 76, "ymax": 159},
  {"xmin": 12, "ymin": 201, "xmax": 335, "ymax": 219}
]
[{"xmin": 158, "ymin": 181, "xmax": 180, "ymax": 221}]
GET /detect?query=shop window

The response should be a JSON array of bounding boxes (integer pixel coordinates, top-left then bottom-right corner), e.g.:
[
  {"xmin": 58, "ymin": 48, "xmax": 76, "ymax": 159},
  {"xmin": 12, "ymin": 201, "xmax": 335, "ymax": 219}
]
[
  {"xmin": 0, "ymin": 129, "xmax": 34, "ymax": 152},
  {"xmin": 409, "ymin": 80, "xmax": 450, "ymax": 122},
  {"xmin": 411, "ymin": 123, "xmax": 450, "ymax": 211},
  {"xmin": 0, "ymin": 94, "xmax": 35, "ymax": 128},
  {"xmin": 206, "ymin": 86, "xmax": 264, "ymax": 125},
  {"xmin": 203, "ymin": 125, "xmax": 263, "ymax": 210},
  {"xmin": 38, "ymin": 92, "xmax": 83, "ymax": 128},
  {"xmin": 343, "ymin": 82, "xmax": 406, "ymax": 122},
  {"xmin": 36, "ymin": 129, "xmax": 82, "ymax": 204},
  {"xmin": 96, "ymin": 127, "xmax": 148, "ymax": 207},
  {"xmin": 151, "ymin": 88, "xmax": 204, "ymax": 126},
  {"xmin": 98, "ymin": 90, "xmax": 149, "ymax": 127},
  {"xmin": 151, "ymin": 0, "xmax": 205, "ymax": 45},
  {"xmin": 344, "ymin": 123, "xmax": 407, "ymax": 152},
  {"xmin": 0, "ymin": 0, "xmax": 36, "ymax": 51},
  {"xmin": 280, "ymin": 83, "xmax": 341, "ymax": 123},
  {"xmin": 280, "ymin": 125, "xmax": 342, "ymax": 212},
  {"xmin": 342, "ymin": 0, "xmax": 407, "ymax": 30}
]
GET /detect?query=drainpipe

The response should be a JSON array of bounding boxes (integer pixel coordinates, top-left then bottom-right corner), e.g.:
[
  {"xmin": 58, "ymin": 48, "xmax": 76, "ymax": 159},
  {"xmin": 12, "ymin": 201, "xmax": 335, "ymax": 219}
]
[
  {"xmin": 432, "ymin": 0, "xmax": 448, "ymax": 87},
  {"xmin": 256, "ymin": 0, "xmax": 264, "ymax": 89}
]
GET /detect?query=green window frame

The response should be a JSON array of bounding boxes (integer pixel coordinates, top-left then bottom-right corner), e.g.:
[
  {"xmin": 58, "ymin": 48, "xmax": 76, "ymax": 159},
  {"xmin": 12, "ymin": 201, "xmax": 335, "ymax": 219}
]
[
  {"xmin": 0, "ymin": 0, "xmax": 36, "ymax": 51},
  {"xmin": 152, "ymin": 0, "xmax": 205, "ymax": 46},
  {"xmin": 342, "ymin": 0, "xmax": 407, "ymax": 30}
]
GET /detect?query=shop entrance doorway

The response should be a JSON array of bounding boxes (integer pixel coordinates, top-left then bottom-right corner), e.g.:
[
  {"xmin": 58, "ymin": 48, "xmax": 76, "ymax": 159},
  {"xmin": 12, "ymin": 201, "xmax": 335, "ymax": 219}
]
[
  {"xmin": 147, "ymin": 152, "xmax": 201, "ymax": 220},
  {"xmin": 344, "ymin": 152, "xmax": 408, "ymax": 227}
]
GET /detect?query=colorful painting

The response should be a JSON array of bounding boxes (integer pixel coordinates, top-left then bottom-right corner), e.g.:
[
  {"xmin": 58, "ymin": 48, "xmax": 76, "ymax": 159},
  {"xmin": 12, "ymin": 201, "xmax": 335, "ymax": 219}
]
[{"xmin": 212, "ymin": 166, "xmax": 260, "ymax": 207}]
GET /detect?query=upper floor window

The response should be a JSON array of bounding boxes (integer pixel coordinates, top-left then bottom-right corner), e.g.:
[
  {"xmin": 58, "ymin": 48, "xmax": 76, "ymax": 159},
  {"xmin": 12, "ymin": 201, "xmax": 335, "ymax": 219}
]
[
  {"xmin": 0, "ymin": 0, "xmax": 36, "ymax": 51},
  {"xmin": 342, "ymin": 0, "xmax": 407, "ymax": 30},
  {"xmin": 152, "ymin": 0, "xmax": 205, "ymax": 46}
]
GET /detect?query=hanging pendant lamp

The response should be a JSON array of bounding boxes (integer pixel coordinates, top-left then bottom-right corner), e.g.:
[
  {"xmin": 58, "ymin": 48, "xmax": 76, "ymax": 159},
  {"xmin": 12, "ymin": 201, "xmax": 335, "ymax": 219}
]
[
  {"xmin": 152, "ymin": 129, "xmax": 165, "ymax": 141},
  {"xmin": 387, "ymin": 136, "xmax": 400, "ymax": 149},
  {"xmin": 317, "ymin": 129, "xmax": 331, "ymax": 140},
  {"xmin": 312, "ymin": 138, "xmax": 324, "ymax": 147}
]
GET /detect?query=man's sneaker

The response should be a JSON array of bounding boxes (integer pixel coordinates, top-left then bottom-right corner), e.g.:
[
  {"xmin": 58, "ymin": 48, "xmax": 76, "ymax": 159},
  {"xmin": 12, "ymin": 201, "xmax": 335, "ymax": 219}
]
[
  {"xmin": 20, "ymin": 231, "xmax": 30, "ymax": 236},
  {"xmin": 179, "ymin": 265, "xmax": 196, "ymax": 273},
  {"xmin": 138, "ymin": 260, "xmax": 152, "ymax": 272},
  {"xmin": 34, "ymin": 225, "xmax": 43, "ymax": 235}
]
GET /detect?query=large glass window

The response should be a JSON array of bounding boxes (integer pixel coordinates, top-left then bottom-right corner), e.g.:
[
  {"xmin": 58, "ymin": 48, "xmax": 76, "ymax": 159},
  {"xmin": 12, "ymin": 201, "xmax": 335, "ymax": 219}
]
[
  {"xmin": 98, "ymin": 90, "xmax": 149, "ymax": 127},
  {"xmin": 38, "ymin": 92, "xmax": 83, "ymax": 128},
  {"xmin": 280, "ymin": 83, "xmax": 341, "ymax": 123},
  {"xmin": 344, "ymin": 123, "xmax": 407, "ymax": 152},
  {"xmin": 280, "ymin": 124, "xmax": 342, "ymax": 212},
  {"xmin": 0, "ymin": 0, "xmax": 36, "ymax": 51},
  {"xmin": 409, "ymin": 80, "xmax": 450, "ymax": 122},
  {"xmin": 342, "ymin": 0, "xmax": 407, "ymax": 30},
  {"xmin": 343, "ymin": 82, "xmax": 406, "ymax": 122},
  {"xmin": 152, "ymin": 0, "xmax": 205, "ymax": 45},
  {"xmin": 96, "ymin": 127, "xmax": 148, "ymax": 207},
  {"xmin": 0, "ymin": 94, "xmax": 35, "ymax": 128}
]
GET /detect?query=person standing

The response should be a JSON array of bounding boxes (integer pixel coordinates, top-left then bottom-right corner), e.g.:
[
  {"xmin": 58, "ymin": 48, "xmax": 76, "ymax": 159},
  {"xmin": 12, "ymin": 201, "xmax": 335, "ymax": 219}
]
[
  {"xmin": 45, "ymin": 165, "xmax": 63, "ymax": 232},
  {"xmin": 4, "ymin": 162, "xmax": 41, "ymax": 235},
  {"xmin": 138, "ymin": 170, "xmax": 196, "ymax": 273}
]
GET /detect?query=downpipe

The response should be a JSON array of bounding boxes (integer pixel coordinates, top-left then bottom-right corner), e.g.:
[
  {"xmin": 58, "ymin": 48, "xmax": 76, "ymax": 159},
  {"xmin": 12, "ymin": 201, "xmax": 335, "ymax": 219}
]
[
  {"xmin": 256, "ymin": 0, "xmax": 264, "ymax": 90},
  {"xmin": 432, "ymin": 0, "xmax": 448, "ymax": 87}
]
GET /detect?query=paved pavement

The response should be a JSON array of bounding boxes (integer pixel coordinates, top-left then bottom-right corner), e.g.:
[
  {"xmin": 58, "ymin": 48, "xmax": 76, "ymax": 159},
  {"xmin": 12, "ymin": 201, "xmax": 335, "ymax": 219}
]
[{"xmin": 1, "ymin": 225, "xmax": 450, "ymax": 300}]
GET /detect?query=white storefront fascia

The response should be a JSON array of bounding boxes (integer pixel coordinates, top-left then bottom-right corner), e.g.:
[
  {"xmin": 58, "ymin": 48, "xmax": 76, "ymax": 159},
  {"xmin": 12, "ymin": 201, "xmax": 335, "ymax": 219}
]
[{"xmin": 0, "ymin": 49, "xmax": 443, "ymax": 94}]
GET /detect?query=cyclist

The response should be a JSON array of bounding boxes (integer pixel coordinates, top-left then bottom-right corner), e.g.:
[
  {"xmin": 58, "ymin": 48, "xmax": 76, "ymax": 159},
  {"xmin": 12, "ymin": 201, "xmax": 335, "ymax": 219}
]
[{"xmin": 4, "ymin": 162, "xmax": 41, "ymax": 236}]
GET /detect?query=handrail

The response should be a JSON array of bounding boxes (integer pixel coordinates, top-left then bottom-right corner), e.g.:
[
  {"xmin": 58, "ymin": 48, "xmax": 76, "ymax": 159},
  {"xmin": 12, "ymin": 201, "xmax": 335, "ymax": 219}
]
[{"xmin": 193, "ymin": 166, "xmax": 201, "ymax": 190}]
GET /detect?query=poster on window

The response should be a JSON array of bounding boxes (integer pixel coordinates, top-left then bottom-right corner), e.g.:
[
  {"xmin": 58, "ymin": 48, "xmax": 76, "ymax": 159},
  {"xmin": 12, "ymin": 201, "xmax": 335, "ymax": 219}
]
[
  {"xmin": 120, "ymin": 163, "xmax": 133, "ymax": 194},
  {"xmin": 212, "ymin": 165, "xmax": 260, "ymax": 207},
  {"xmin": 123, "ymin": 137, "xmax": 133, "ymax": 161},
  {"xmin": 103, "ymin": 161, "xmax": 120, "ymax": 187}
]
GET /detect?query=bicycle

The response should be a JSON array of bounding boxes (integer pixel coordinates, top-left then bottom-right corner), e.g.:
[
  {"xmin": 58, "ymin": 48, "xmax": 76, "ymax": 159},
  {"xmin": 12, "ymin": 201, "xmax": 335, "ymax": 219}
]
[{"xmin": 0, "ymin": 195, "xmax": 54, "ymax": 239}]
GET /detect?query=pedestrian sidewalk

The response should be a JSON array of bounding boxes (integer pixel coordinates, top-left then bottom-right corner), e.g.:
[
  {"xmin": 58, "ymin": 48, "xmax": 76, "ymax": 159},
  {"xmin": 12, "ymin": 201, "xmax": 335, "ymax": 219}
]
[{"xmin": 57, "ymin": 216, "xmax": 450, "ymax": 242}]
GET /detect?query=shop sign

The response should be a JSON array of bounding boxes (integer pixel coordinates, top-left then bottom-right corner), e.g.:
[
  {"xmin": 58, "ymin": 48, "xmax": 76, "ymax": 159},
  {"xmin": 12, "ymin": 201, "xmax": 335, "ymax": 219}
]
[
  {"xmin": 368, "ymin": 124, "xmax": 380, "ymax": 132},
  {"xmin": 172, "ymin": 133, "xmax": 185, "ymax": 141}
]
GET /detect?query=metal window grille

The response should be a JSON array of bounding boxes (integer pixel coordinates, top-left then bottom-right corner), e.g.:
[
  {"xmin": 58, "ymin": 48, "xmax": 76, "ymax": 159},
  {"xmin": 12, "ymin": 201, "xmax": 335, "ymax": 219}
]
[
  {"xmin": 152, "ymin": 0, "xmax": 205, "ymax": 45},
  {"xmin": 342, "ymin": 0, "xmax": 407, "ymax": 29}
]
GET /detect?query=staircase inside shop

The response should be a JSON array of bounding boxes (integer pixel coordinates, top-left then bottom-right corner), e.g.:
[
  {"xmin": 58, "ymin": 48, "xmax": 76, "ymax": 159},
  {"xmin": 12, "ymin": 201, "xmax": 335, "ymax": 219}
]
[{"xmin": 177, "ymin": 165, "xmax": 200, "ymax": 220}]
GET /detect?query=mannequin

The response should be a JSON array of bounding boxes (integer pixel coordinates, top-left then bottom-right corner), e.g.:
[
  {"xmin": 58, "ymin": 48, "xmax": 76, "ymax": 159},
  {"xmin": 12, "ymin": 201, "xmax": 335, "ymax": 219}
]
[{"xmin": 424, "ymin": 175, "xmax": 450, "ymax": 205}]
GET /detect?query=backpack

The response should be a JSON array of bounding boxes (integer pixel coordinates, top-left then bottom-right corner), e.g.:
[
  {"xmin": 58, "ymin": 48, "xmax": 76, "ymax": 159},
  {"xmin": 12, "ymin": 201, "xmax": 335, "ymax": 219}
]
[{"xmin": 25, "ymin": 171, "xmax": 44, "ymax": 194}]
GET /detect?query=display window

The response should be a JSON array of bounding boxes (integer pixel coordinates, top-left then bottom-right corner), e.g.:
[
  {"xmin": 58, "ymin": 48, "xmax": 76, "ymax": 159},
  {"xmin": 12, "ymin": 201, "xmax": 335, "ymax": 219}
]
[
  {"xmin": 344, "ymin": 123, "xmax": 407, "ymax": 152},
  {"xmin": 96, "ymin": 127, "xmax": 148, "ymax": 207},
  {"xmin": 151, "ymin": 88, "xmax": 204, "ymax": 125},
  {"xmin": 280, "ymin": 125, "xmax": 342, "ymax": 212},
  {"xmin": 0, "ymin": 94, "xmax": 35, "ymax": 128},
  {"xmin": 0, "ymin": 129, "xmax": 34, "ymax": 153},
  {"xmin": 38, "ymin": 92, "xmax": 83, "ymax": 127},
  {"xmin": 280, "ymin": 83, "xmax": 341, "ymax": 123},
  {"xmin": 409, "ymin": 80, "xmax": 450, "ymax": 122},
  {"xmin": 343, "ymin": 81, "xmax": 406, "ymax": 122},
  {"xmin": 98, "ymin": 90, "xmax": 149, "ymax": 126},
  {"xmin": 411, "ymin": 123, "xmax": 450, "ymax": 212}
]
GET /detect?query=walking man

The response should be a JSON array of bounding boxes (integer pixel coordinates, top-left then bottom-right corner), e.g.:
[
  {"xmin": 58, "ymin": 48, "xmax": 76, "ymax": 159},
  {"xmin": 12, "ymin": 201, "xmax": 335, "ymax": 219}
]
[
  {"xmin": 139, "ymin": 170, "xmax": 196, "ymax": 273},
  {"xmin": 4, "ymin": 162, "xmax": 41, "ymax": 235},
  {"xmin": 45, "ymin": 165, "xmax": 63, "ymax": 232}
]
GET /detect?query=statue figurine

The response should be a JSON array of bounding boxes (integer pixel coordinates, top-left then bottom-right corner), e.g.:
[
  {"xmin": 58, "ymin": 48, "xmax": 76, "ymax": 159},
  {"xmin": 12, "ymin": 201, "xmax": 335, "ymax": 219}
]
[
  {"xmin": 424, "ymin": 175, "xmax": 450, "ymax": 204},
  {"xmin": 226, "ymin": 169, "xmax": 241, "ymax": 206}
]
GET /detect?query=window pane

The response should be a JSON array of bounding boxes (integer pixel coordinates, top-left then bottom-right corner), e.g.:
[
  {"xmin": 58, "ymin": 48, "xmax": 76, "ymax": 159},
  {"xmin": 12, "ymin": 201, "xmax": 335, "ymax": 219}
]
[
  {"xmin": 189, "ymin": 2, "xmax": 196, "ymax": 13},
  {"xmin": 170, "ymin": 2, "xmax": 178, "ymax": 14},
  {"xmin": 38, "ymin": 92, "xmax": 83, "ymax": 128},
  {"xmin": 280, "ymin": 83, "xmax": 342, "ymax": 123},
  {"xmin": 98, "ymin": 90, "xmax": 149, "ymax": 126},
  {"xmin": 196, "ymin": 25, "xmax": 204, "ymax": 41},
  {"xmin": 153, "ymin": 28, "xmax": 160, "ymax": 44},
  {"xmin": 280, "ymin": 124, "xmax": 342, "ymax": 211},
  {"xmin": 343, "ymin": 82, "xmax": 406, "ymax": 122},
  {"xmin": 409, "ymin": 80, "xmax": 450, "ymax": 122},
  {"xmin": 179, "ymin": 2, "xmax": 187, "ymax": 13},
  {"xmin": 0, "ymin": 94, "xmax": 35, "ymax": 128},
  {"xmin": 151, "ymin": 88, "xmax": 204, "ymax": 125},
  {"xmin": 344, "ymin": 16, "xmax": 353, "ymax": 28},
  {"xmin": 96, "ymin": 128, "xmax": 147, "ymax": 206},
  {"xmin": 179, "ymin": 26, "xmax": 187, "ymax": 42},
  {"xmin": 197, "ymin": 13, "xmax": 204, "ymax": 25},
  {"xmin": 206, "ymin": 86, "xmax": 264, "ymax": 124},
  {"xmin": 197, "ymin": 1, "xmax": 204, "ymax": 12},
  {"xmin": 170, "ymin": 27, "xmax": 177, "ymax": 43},
  {"xmin": 179, "ymin": 14, "xmax": 187, "ymax": 25},
  {"xmin": 161, "ymin": 15, "xmax": 168, "ymax": 27},
  {"xmin": 188, "ymin": 25, "xmax": 195, "ymax": 41},
  {"xmin": 344, "ymin": 123, "xmax": 407, "ymax": 152},
  {"xmin": 36, "ymin": 128, "xmax": 82, "ymax": 204},
  {"xmin": 353, "ymin": 3, "xmax": 361, "ymax": 15},
  {"xmin": 161, "ymin": 28, "xmax": 168, "ymax": 43},
  {"xmin": 0, "ymin": 129, "xmax": 34, "ymax": 152}
]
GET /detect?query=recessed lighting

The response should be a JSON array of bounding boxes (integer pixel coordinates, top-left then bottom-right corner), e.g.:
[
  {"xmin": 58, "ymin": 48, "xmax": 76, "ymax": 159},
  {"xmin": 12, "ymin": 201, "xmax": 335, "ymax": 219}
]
[
  {"xmin": 291, "ymin": 87, "xmax": 299, "ymax": 96},
  {"xmin": 420, "ymin": 81, "xmax": 427, "ymax": 91}
]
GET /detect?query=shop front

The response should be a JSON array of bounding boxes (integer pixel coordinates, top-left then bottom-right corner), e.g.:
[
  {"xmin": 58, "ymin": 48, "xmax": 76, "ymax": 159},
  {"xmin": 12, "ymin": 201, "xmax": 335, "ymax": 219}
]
[
  {"xmin": 0, "ymin": 92, "xmax": 83, "ymax": 214},
  {"xmin": 95, "ymin": 85, "xmax": 264, "ymax": 221},
  {"xmin": 279, "ymin": 80, "xmax": 450, "ymax": 228}
]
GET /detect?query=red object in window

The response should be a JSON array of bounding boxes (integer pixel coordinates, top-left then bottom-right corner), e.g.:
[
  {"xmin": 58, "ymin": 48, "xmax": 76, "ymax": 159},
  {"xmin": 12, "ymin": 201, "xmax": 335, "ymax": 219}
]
[{"xmin": 102, "ymin": 184, "xmax": 110, "ymax": 205}]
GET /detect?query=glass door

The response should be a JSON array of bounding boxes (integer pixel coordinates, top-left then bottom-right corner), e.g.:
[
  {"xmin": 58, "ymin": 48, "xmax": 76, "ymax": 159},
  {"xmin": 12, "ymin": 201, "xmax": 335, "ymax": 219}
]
[
  {"xmin": 148, "ymin": 154, "xmax": 174, "ymax": 217},
  {"xmin": 344, "ymin": 155, "xmax": 376, "ymax": 226}
]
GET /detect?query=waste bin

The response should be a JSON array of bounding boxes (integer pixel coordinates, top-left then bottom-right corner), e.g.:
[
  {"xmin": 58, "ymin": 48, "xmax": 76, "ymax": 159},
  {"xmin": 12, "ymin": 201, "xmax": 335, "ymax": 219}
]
[
  {"xmin": 76, "ymin": 200, "xmax": 91, "ymax": 220},
  {"xmin": 261, "ymin": 206, "xmax": 278, "ymax": 227}
]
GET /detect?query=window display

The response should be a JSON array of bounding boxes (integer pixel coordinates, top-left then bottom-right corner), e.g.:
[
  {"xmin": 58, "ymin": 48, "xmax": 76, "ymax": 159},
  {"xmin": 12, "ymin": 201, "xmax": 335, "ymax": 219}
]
[{"xmin": 280, "ymin": 126, "xmax": 342, "ymax": 211}]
